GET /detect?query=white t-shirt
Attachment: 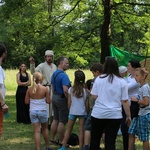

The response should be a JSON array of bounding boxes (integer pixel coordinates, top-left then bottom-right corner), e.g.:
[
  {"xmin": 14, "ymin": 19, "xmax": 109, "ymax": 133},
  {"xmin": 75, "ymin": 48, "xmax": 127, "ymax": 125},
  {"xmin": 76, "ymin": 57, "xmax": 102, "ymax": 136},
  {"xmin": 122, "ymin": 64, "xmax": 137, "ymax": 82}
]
[
  {"xmin": 0, "ymin": 66, "xmax": 6, "ymax": 100},
  {"xmin": 68, "ymin": 87, "xmax": 87, "ymax": 116},
  {"xmin": 91, "ymin": 74, "xmax": 128, "ymax": 119},
  {"xmin": 126, "ymin": 75, "xmax": 140, "ymax": 105}
]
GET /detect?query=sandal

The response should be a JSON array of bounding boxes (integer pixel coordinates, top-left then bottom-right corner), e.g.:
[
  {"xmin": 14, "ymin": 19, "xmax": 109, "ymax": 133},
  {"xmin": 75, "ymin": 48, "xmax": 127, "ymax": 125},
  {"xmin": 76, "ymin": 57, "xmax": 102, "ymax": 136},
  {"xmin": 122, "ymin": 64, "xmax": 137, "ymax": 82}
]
[{"xmin": 50, "ymin": 140, "xmax": 62, "ymax": 146}]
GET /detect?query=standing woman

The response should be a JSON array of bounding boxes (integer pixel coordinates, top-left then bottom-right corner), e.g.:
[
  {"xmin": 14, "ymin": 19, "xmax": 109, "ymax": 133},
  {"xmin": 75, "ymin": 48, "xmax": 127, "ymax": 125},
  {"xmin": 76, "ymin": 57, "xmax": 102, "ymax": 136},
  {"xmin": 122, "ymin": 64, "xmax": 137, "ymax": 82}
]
[
  {"xmin": 90, "ymin": 56, "xmax": 131, "ymax": 150},
  {"xmin": 16, "ymin": 62, "xmax": 31, "ymax": 124}
]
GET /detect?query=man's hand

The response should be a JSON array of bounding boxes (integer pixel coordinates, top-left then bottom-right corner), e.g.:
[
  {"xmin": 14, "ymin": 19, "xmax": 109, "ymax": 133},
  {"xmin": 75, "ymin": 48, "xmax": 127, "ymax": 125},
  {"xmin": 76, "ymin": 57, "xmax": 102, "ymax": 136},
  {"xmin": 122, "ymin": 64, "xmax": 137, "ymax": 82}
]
[
  {"xmin": 29, "ymin": 56, "xmax": 35, "ymax": 64},
  {"xmin": 126, "ymin": 116, "xmax": 131, "ymax": 127}
]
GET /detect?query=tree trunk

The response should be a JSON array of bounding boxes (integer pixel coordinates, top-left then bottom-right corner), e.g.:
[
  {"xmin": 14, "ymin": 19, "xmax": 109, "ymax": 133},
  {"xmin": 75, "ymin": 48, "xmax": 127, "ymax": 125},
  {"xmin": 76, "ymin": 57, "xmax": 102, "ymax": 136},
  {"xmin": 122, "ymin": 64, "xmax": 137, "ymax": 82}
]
[{"xmin": 100, "ymin": 0, "xmax": 112, "ymax": 64}]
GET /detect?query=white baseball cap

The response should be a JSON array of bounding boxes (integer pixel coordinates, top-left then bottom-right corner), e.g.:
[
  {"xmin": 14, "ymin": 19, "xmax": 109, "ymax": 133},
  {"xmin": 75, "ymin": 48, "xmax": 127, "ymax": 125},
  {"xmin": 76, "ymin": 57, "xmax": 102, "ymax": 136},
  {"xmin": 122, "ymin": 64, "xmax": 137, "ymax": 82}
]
[
  {"xmin": 45, "ymin": 50, "xmax": 54, "ymax": 56},
  {"xmin": 119, "ymin": 66, "xmax": 127, "ymax": 74}
]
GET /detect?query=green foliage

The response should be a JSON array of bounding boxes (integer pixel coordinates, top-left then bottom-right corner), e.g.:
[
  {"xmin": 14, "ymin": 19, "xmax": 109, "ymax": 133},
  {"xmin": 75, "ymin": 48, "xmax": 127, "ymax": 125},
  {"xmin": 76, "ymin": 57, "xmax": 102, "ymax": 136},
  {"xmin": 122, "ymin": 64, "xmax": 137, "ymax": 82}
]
[{"xmin": 0, "ymin": 0, "xmax": 150, "ymax": 68}]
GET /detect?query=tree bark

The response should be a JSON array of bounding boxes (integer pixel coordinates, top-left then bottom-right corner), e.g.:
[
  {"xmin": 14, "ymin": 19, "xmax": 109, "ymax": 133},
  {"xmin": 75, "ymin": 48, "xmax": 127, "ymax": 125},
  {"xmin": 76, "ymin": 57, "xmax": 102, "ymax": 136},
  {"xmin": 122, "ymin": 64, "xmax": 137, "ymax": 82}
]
[{"xmin": 100, "ymin": 0, "xmax": 112, "ymax": 64}]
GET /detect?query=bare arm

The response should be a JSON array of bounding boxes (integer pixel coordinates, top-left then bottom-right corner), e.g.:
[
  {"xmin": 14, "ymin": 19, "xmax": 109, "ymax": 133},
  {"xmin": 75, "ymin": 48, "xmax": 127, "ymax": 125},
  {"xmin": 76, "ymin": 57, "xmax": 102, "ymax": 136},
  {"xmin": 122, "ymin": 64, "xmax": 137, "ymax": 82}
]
[
  {"xmin": 0, "ymin": 85, "xmax": 8, "ymax": 113},
  {"xmin": 45, "ymin": 88, "xmax": 51, "ymax": 104},
  {"xmin": 85, "ymin": 96, "xmax": 90, "ymax": 114},
  {"xmin": 27, "ymin": 73, "xmax": 31, "ymax": 86},
  {"xmin": 29, "ymin": 56, "xmax": 35, "ymax": 75},
  {"xmin": 138, "ymin": 96, "xmax": 149, "ymax": 106},
  {"xmin": 25, "ymin": 89, "xmax": 30, "ymax": 104},
  {"xmin": 122, "ymin": 100, "xmax": 131, "ymax": 126},
  {"xmin": 68, "ymin": 94, "xmax": 71, "ymax": 109},
  {"xmin": 63, "ymin": 85, "xmax": 69, "ymax": 98}
]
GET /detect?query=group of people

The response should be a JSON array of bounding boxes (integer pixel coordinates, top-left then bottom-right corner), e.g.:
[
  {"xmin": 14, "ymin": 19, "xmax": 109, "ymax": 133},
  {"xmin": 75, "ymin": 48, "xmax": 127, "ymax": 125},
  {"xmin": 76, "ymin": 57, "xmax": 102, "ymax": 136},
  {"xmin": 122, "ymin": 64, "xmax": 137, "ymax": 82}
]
[{"xmin": 0, "ymin": 43, "xmax": 150, "ymax": 150}]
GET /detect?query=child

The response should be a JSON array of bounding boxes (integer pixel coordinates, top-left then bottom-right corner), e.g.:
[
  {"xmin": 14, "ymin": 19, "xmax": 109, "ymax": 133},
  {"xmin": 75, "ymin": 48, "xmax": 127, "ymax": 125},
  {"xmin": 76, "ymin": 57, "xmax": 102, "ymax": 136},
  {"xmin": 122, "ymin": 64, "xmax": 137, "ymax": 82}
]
[
  {"xmin": 59, "ymin": 70, "xmax": 89, "ymax": 150},
  {"xmin": 128, "ymin": 67, "xmax": 150, "ymax": 150},
  {"xmin": 84, "ymin": 63, "xmax": 103, "ymax": 150},
  {"xmin": 25, "ymin": 72, "xmax": 52, "ymax": 150}
]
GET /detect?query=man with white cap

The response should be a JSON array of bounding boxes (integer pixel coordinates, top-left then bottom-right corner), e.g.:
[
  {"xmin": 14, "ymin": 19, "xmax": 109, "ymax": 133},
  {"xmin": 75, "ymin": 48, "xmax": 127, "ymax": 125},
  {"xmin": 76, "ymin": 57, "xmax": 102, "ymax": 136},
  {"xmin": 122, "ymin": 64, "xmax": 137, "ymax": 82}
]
[
  {"xmin": 119, "ymin": 66, "xmax": 128, "ymax": 78},
  {"xmin": 29, "ymin": 50, "xmax": 57, "ymax": 128}
]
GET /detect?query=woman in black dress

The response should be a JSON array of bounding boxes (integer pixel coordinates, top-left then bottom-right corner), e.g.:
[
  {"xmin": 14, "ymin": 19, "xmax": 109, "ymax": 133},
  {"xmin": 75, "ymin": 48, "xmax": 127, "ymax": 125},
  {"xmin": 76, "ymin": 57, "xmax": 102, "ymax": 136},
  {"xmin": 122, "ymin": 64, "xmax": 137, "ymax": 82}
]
[{"xmin": 16, "ymin": 62, "xmax": 31, "ymax": 124}]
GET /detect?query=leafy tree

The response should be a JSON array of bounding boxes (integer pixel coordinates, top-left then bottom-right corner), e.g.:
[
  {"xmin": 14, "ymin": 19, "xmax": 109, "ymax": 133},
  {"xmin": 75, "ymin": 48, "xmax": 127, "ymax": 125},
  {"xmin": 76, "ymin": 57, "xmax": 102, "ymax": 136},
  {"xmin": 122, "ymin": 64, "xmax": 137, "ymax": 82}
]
[{"xmin": 0, "ymin": 0, "xmax": 150, "ymax": 68}]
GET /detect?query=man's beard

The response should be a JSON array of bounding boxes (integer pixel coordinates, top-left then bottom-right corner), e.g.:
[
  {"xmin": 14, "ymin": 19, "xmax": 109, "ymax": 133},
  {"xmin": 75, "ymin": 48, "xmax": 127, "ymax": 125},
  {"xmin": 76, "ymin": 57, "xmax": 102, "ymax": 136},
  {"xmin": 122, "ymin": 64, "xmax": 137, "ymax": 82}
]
[{"xmin": 47, "ymin": 59, "xmax": 52, "ymax": 64}]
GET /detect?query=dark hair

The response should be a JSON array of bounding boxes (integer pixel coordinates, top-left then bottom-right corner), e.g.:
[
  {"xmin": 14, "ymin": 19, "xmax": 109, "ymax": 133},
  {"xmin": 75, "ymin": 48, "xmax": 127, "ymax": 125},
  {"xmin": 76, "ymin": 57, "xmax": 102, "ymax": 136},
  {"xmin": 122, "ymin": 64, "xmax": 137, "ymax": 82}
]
[
  {"xmin": 57, "ymin": 56, "xmax": 66, "ymax": 65},
  {"xmin": 0, "ymin": 44, "xmax": 7, "ymax": 57},
  {"xmin": 19, "ymin": 62, "xmax": 27, "ymax": 73},
  {"xmin": 90, "ymin": 63, "xmax": 103, "ymax": 73},
  {"xmin": 129, "ymin": 59, "xmax": 141, "ymax": 68},
  {"xmin": 101, "ymin": 56, "xmax": 121, "ymax": 83},
  {"xmin": 72, "ymin": 70, "xmax": 85, "ymax": 98},
  {"xmin": 85, "ymin": 79, "xmax": 93, "ymax": 90}
]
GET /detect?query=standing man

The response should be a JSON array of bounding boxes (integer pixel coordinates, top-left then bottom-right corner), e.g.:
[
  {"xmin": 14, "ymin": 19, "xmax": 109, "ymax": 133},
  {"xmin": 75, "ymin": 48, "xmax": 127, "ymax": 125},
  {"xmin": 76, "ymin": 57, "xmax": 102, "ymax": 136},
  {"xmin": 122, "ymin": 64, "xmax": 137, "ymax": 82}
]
[
  {"xmin": 50, "ymin": 56, "xmax": 71, "ymax": 145},
  {"xmin": 29, "ymin": 50, "xmax": 57, "ymax": 128},
  {"xmin": 0, "ymin": 44, "xmax": 9, "ymax": 138}
]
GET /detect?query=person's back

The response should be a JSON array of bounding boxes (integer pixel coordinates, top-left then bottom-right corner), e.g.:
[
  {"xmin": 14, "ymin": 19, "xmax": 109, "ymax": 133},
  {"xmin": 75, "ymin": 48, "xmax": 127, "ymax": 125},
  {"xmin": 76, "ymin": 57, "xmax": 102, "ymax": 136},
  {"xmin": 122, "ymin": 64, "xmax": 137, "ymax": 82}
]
[
  {"xmin": 90, "ymin": 56, "xmax": 131, "ymax": 150},
  {"xmin": 83, "ymin": 63, "xmax": 104, "ymax": 150},
  {"xmin": 29, "ymin": 50, "xmax": 57, "ymax": 128},
  {"xmin": 59, "ymin": 70, "xmax": 89, "ymax": 150},
  {"xmin": 25, "ymin": 72, "xmax": 52, "ymax": 150}
]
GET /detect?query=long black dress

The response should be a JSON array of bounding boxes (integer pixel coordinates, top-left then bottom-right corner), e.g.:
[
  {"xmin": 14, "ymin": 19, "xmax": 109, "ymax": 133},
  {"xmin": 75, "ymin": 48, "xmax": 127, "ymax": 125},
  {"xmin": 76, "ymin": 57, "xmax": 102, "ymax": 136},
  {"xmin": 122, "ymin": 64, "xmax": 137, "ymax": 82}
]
[{"xmin": 16, "ymin": 73, "xmax": 31, "ymax": 124}]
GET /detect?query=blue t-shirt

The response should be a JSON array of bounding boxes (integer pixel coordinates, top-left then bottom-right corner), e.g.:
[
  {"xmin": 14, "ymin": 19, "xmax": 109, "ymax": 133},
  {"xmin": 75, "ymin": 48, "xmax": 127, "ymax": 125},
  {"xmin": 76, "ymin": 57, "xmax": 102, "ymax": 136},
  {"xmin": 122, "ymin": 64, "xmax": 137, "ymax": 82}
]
[{"xmin": 51, "ymin": 70, "xmax": 71, "ymax": 94}]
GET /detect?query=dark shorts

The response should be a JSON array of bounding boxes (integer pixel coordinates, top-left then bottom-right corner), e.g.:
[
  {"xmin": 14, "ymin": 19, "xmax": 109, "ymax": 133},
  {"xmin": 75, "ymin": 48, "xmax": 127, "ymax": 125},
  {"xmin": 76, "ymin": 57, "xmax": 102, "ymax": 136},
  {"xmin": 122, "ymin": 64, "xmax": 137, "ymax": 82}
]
[
  {"xmin": 52, "ymin": 94, "xmax": 69, "ymax": 124},
  {"xmin": 84, "ymin": 109, "xmax": 92, "ymax": 131}
]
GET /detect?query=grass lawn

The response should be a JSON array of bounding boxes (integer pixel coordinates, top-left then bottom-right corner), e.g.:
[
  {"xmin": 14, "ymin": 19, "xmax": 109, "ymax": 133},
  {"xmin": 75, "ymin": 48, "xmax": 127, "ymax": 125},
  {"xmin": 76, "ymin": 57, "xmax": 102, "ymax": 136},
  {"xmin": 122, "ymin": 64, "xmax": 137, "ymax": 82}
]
[{"xmin": 0, "ymin": 69, "xmax": 143, "ymax": 150}]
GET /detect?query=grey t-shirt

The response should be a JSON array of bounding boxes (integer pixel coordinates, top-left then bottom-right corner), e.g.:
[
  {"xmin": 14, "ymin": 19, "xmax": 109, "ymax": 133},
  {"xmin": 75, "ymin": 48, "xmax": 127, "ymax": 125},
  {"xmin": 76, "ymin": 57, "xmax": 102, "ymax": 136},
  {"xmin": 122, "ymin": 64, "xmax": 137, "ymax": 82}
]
[{"xmin": 138, "ymin": 83, "xmax": 150, "ymax": 116}]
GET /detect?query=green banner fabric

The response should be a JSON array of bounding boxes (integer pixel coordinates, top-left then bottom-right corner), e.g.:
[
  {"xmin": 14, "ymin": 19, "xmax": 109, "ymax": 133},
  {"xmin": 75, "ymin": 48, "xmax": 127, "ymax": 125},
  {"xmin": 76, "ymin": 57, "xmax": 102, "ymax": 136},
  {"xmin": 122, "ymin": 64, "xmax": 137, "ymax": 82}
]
[{"xmin": 110, "ymin": 45, "xmax": 150, "ymax": 66}]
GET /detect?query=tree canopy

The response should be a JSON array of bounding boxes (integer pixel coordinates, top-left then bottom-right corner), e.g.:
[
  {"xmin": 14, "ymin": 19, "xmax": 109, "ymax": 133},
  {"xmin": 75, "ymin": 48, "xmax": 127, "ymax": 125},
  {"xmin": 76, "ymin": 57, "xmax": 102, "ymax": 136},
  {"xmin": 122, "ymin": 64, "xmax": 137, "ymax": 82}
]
[{"xmin": 0, "ymin": 0, "xmax": 150, "ymax": 68}]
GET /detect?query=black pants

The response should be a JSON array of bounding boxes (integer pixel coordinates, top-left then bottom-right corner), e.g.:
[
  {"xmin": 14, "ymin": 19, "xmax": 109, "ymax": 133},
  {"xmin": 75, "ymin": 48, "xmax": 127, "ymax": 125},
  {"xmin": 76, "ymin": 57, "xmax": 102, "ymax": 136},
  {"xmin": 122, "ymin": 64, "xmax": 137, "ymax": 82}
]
[
  {"xmin": 90, "ymin": 117, "xmax": 122, "ymax": 150},
  {"xmin": 121, "ymin": 109, "xmax": 129, "ymax": 150}
]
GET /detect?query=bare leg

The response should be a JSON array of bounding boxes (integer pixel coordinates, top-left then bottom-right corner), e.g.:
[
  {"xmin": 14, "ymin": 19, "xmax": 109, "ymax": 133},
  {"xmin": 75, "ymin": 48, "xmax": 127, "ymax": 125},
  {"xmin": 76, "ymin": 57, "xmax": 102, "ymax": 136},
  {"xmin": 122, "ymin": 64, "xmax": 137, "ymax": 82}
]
[
  {"xmin": 41, "ymin": 122, "xmax": 49, "ymax": 148},
  {"xmin": 128, "ymin": 134, "xmax": 135, "ymax": 150},
  {"xmin": 102, "ymin": 133, "xmax": 105, "ymax": 146},
  {"xmin": 143, "ymin": 141, "xmax": 149, "ymax": 150},
  {"xmin": 50, "ymin": 119, "xmax": 58, "ymax": 141},
  {"xmin": 84, "ymin": 130, "xmax": 91, "ymax": 146},
  {"xmin": 33, "ymin": 123, "xmax": 41, "ymax": 150},
  {"xmin": 62, "ymin": 119, "xmax": 75, "ymax": 147},
  {"xmin": 57, "ymin": 122, "xmax": 66, "ymax": 144},
  {"xmin": 78, "ymin": 118, "xmax": 85, "ymax": 150}
]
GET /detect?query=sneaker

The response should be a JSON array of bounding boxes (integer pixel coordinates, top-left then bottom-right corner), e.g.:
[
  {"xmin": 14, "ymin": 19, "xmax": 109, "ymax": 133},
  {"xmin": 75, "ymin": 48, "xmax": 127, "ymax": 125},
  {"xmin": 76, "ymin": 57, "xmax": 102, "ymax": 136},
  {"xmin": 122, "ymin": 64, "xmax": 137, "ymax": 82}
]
[{"xmin": 58, "ymin": 146, "xmax": 66, "ymax": 150}]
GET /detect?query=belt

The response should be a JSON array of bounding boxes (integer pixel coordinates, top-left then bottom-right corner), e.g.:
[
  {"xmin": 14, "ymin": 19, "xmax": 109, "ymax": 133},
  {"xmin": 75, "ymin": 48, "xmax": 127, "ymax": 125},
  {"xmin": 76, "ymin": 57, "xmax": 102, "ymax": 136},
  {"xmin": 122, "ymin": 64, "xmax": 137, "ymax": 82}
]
[{"xmin": 140, "ymin": 106, "xmax": 146, "ymax": 108}]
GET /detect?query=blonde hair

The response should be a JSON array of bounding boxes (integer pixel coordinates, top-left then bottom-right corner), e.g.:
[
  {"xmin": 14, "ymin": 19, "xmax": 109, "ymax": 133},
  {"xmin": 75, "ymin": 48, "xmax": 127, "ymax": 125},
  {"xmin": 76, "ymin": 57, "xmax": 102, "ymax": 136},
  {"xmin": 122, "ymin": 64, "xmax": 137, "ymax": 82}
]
[
  {"xmin": 135, "ymin": 67, "xmax": 149, "ymax": 79},
  {"xmin": 32, "ymin": 72, "xmax": 43, "ymax": 94}
]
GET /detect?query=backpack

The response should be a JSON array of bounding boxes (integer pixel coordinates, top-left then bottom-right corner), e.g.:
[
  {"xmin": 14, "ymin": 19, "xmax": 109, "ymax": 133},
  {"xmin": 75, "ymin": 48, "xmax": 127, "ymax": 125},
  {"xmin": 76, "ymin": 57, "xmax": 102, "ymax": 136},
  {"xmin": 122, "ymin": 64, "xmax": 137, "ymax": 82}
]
[{"xmin": 67, "ymin": 133, "xmax": 79, "ymax": 146}]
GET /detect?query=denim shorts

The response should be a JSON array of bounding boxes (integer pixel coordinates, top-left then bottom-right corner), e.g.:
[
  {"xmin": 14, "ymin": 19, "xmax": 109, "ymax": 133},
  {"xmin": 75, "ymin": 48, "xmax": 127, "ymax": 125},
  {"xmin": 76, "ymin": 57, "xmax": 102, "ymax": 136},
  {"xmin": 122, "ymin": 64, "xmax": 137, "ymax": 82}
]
[
  {"xmin": 68, "ymin": 114, "xmax": 87, "ymax": 121},
  {"xmin": 30, "ymin": 110, "xmax": 48, "ymax": 123}
]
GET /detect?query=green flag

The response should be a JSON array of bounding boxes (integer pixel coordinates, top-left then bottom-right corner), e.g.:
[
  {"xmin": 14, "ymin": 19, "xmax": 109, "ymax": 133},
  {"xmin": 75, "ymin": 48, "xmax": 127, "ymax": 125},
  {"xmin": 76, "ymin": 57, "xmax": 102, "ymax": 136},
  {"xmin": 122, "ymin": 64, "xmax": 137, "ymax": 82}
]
[{"xmin": 110, "ymin": 45, "xmax": 150, "ymax": 66}]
